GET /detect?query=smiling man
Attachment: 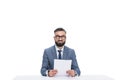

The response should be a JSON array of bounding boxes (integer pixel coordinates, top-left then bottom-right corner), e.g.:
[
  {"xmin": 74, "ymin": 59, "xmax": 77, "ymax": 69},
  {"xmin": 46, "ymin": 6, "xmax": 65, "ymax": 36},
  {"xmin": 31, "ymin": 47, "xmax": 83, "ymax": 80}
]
[{"xmin": 40, "ymin": 28, "xmax": 81, "ymax": 77}]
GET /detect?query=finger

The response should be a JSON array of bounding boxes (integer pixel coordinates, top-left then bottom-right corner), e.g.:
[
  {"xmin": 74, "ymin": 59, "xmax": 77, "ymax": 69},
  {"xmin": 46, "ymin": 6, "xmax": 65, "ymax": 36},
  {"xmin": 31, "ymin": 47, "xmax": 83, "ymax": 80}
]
[
  {"xmin": 66, "ymin": 70, "xmax": 70, "ymax": 73},
  {"xmin": 66, "ymin": 71, "xmax": 68, "ymax": 73},
  {"xmin": 54, "ymin": 71, "xmax": 57, "ymax": 74},
  {"xmin": 54, "ymin": 69, "xmax": 57, "ymax": 71}
]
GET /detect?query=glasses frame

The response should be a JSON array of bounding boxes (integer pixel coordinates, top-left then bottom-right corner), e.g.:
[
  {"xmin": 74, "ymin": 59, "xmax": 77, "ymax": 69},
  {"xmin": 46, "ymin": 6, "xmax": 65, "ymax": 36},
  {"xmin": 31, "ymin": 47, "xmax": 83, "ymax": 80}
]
[{"xmin": 55, "ymin": 35, "xmax": 66, "ymax": 39}]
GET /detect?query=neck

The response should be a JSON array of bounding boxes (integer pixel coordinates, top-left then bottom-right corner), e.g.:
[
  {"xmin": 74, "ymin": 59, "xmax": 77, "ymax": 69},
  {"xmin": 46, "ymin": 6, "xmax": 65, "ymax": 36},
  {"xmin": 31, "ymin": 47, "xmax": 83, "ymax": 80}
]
[{"xmin": 57, "ymin": 46, "xmax": 63, "ymax": 50}]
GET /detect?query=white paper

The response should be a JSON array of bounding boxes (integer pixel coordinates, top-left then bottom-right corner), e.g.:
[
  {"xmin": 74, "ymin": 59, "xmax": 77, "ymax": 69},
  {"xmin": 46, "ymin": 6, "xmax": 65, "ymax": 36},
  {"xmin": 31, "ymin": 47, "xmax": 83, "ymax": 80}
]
[{"xmin": 54, "ymin": 59, "xmax": 72, "ymax": 77}]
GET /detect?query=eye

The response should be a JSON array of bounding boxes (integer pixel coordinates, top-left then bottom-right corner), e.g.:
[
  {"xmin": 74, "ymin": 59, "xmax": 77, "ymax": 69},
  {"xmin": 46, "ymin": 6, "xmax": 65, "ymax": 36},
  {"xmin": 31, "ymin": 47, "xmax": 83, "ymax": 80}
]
[{"xmin": 55, "ymin": 35, "xmax": 66, "ymax": 39}]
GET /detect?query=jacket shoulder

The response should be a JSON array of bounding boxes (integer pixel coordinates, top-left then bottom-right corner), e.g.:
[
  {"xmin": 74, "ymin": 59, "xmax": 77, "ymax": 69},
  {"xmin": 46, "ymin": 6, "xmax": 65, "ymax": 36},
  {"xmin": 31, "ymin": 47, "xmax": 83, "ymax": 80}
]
[
  {"xmin": 64, "ymin": 46, "xmax": 74, "ymax": 51},
  {"xmin": 44, "ymin": 45, "xmax": 55, "ymax": 51}
]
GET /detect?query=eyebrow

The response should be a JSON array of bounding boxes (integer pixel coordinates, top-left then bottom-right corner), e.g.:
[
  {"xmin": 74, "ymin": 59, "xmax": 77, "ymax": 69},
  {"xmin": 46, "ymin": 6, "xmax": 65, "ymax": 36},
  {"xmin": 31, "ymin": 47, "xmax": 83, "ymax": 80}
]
[{"xmin": 55, "ymin": 35, "xmax": 66, "ymax": 36}]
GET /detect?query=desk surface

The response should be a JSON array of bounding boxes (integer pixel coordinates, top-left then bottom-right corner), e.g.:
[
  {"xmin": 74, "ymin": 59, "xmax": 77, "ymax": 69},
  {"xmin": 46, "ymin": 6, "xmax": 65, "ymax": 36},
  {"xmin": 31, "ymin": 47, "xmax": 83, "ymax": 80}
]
[{"xmin": 14, "ymin": 75, "xmax": 114, "ymax": 80}]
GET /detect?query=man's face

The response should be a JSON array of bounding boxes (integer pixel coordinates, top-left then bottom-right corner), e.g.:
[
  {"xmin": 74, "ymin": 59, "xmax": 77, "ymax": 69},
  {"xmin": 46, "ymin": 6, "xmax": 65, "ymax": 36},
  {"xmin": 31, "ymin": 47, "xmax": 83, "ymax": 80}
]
[{"xmin": 54, "ymin": 31, "xmax": 66, "ymax": 47}]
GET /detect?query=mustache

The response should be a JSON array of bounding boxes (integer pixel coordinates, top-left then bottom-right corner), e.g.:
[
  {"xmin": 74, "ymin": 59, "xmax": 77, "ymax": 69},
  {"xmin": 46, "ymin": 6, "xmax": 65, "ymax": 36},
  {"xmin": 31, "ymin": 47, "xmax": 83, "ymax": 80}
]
[
  {"xmin": 55, "ymin": 41, "xmax": 65, "ymax": 47},
  {"xmin": 58, "ymin": 40, "xmax": 63, "ymax": 41}
]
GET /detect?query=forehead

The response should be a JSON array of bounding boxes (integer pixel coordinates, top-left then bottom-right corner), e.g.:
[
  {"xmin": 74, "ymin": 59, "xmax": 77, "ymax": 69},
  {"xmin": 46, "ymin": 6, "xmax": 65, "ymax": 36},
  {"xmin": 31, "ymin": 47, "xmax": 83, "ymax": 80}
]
[{"xmin": 54, "ymin": 31, "xmax": 66, "ymax": 35}]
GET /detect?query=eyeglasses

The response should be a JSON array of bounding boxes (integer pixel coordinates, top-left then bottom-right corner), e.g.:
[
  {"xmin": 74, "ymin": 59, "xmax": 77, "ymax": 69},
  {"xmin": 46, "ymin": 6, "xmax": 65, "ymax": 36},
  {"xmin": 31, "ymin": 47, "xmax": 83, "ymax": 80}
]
[{"xmin": 55, "ymin": 35, "xmax": 66, "ymax": 39}]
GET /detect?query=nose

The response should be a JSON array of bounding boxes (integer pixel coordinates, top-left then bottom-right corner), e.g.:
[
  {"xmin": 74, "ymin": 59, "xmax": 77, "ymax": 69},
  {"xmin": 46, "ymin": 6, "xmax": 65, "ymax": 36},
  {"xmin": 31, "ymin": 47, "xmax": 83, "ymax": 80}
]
[
  {"xmin": 58, "ymin": 37, "xmax": 62, "ymax": 40},
  {"xmin": 60, "ymin": 38, "xmax": 62, "ymax": 40}
]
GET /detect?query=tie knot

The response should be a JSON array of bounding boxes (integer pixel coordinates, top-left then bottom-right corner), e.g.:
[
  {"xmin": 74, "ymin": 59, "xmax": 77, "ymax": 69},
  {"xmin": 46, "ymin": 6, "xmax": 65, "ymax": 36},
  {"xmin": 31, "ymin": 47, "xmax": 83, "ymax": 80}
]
[{"xmin": 58, "ymin": 50, "xmax": 62, "ymax": 53}]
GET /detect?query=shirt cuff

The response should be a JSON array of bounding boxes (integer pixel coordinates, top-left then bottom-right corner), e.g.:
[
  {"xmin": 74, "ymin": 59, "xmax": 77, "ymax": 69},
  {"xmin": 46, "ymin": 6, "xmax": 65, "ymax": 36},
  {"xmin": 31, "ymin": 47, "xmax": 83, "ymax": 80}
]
[
  {"xmin": 46, "ymin": 70, "xmax": 49, "ymax": 76},
  {"xmin": 74, "ymin": 70, "xmax": 78, "ymax": 76}
]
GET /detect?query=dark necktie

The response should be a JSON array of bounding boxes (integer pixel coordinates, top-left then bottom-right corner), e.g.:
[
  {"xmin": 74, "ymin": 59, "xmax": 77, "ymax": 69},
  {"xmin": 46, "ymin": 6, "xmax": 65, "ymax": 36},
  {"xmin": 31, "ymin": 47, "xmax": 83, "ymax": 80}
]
[{"xmin": 58, "ymin": 50, "xmax": 62, "ymax": 59}]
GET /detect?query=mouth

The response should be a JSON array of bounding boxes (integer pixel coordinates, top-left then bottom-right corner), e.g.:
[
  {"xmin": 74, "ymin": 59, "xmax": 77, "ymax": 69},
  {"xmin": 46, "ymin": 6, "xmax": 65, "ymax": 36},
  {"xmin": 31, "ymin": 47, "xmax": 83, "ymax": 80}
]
[{"xmin": 58, "ymin": 41, "xmax": 63, "ymax": 43}]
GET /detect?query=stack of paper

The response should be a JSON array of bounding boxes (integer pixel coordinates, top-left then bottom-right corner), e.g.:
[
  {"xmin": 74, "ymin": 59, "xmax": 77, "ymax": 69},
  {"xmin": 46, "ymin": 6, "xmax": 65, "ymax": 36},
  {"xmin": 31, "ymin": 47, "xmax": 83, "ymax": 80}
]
[{"xmin": 54, "ymin": 59, "xmax": 72, "ymax": 77}]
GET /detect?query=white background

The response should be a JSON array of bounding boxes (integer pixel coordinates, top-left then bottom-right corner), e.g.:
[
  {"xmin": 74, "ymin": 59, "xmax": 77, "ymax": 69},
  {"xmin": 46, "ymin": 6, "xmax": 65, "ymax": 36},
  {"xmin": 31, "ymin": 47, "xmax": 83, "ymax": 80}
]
[{"xmin": 0, "ymin": 0, "xmax": 120, "ymax": 80}]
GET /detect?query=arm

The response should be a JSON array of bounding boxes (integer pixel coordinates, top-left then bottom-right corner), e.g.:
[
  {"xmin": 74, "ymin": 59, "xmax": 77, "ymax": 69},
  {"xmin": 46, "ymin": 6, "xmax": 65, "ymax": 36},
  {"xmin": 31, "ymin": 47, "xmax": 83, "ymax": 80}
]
[
  {"xmin": 40, "ymin": 49, "xmax": 58, "ymax": 77},
  {"xmin": 40, "ymin": 50, "xmax": 49, "ymax": 76},
  {"xmin": 71, "ymin": 49, "xmax": 81, "ymax": 76}
]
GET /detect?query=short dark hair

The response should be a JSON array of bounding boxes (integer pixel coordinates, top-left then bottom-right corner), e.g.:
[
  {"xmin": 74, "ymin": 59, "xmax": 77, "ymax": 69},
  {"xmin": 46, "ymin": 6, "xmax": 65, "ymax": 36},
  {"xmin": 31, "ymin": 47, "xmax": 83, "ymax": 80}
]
[{"xmin": 54, "ymin": 28, "xmax": 66, "ymax": 33}]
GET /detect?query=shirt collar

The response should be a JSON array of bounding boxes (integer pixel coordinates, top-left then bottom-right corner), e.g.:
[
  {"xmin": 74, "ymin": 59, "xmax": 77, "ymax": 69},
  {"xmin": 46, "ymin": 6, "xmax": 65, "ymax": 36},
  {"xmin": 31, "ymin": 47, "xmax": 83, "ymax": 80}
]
[{"xmin": 55, "ymin": 45, "xmax": 64, "ymax": 51}]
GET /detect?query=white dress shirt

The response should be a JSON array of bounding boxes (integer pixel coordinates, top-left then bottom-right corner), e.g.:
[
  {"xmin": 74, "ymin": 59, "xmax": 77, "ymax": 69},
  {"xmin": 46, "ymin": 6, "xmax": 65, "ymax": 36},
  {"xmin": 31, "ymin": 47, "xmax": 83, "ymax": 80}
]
[{"xmin": 55, "ymin": 45, "xmax": 64, "ymax": 59}]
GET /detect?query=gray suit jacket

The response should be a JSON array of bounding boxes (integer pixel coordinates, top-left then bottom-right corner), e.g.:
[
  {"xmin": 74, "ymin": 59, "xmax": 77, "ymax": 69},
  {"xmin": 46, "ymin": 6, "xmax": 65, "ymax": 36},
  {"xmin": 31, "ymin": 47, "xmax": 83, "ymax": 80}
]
[{"xmin": 40, "ymin": 45, "xmax": 81, "ymax": 76}]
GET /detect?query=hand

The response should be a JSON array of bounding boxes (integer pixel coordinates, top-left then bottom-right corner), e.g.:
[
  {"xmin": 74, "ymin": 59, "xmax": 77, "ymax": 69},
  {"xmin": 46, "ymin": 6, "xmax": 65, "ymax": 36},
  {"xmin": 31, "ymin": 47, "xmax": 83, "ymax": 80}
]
[
  {"xmin": 66, "ymin": 70, "xmax": 76, "ymax": 77},
  {"xmin": 48, "ymin": 69, "xmax": 57, "ymax": 77}
]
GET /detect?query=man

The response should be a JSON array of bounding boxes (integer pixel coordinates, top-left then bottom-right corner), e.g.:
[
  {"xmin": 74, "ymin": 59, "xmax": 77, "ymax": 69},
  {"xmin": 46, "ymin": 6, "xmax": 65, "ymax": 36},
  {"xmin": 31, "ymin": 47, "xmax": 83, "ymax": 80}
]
[{"xmin": 40, "ymin": 28, "xmax": 81, "ymax": 77}]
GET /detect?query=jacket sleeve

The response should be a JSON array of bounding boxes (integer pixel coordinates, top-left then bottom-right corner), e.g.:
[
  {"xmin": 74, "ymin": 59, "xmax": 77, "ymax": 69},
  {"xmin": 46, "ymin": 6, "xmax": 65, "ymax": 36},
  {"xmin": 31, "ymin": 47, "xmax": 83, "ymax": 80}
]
[
  {"xmin": 71, "ymin": 49, "xmax": 81, "ymax": 76},
  {"xmin": 40, "ymin": 49, "xmax": 49, "ymax": 76}
]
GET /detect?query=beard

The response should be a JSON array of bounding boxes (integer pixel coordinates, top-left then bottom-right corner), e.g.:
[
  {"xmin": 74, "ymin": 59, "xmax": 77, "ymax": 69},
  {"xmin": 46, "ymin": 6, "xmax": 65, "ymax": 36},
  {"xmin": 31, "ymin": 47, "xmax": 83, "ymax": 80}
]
[{"xmin": 55, "ymin": 41, "xmax": 65, "ymax": 47}]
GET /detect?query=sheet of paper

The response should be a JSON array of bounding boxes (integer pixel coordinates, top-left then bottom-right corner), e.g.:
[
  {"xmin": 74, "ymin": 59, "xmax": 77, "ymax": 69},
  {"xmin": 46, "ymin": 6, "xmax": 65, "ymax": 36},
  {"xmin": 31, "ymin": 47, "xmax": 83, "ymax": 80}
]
[{"xmin": 54, "ymin": 59, "xmax": 72, "ymax": 77}]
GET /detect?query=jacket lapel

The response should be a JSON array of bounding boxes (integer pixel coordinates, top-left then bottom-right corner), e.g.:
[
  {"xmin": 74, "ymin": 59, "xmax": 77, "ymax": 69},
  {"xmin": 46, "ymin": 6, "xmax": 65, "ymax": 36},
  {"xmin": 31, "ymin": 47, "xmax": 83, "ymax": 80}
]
[
  {"xmin": 52, "ymin": 46, "xmax": 57, "ymax": 59},
  {"xmin": 63, "ymin": 46, "xmax": 68, "ymax": 59}
]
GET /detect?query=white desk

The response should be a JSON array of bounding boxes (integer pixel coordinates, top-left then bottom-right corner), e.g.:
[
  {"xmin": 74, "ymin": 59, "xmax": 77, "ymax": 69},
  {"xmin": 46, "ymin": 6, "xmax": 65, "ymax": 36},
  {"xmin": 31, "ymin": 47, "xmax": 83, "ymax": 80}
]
[{"xmin": 14, "ymin": 75, "xmax": 114, "ymax": 80}]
